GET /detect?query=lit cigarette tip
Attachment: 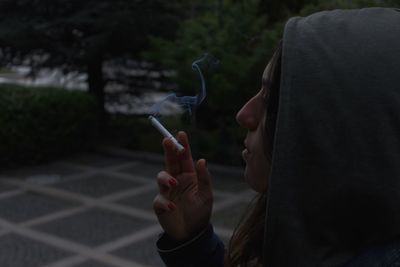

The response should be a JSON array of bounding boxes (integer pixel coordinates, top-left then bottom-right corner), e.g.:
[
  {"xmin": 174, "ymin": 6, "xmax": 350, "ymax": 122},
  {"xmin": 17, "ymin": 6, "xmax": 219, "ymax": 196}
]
[{"xmin": 148, "ymin": 115, "xmax": 185, "ymax": 152}]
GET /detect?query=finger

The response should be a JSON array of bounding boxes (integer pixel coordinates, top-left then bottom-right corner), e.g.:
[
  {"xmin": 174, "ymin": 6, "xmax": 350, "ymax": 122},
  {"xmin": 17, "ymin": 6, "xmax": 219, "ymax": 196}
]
[
  {"xmin": 157, "ymin": 171, "xmax": 178, "ymax": 198},
  {"xmin": 196, "ymin": 159, "xmax": 212, "ymax": 194},
  {"xmin": 176, "ymin": 131, "xmax": 195, "ymax": 173},
  {"xmin": 153, "ymin": 194, "xmax": 176, "ymax": 215},
  {"xmin": 163, "ymin": 137, "xmax": 181, "ymax": 176}
]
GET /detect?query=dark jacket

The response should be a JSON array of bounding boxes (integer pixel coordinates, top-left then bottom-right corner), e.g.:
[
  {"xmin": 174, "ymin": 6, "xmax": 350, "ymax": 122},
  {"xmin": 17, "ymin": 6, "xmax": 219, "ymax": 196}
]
[{"xmin": 157, "ymin": 224, "xmax": 225, "ymax": 267}]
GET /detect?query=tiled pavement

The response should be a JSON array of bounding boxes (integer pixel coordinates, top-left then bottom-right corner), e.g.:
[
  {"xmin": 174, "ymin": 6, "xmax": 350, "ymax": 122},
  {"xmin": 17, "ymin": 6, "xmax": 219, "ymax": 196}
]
[{"xmin": 0, "ymin": 149, "xmax": 255, "ymax": 267}]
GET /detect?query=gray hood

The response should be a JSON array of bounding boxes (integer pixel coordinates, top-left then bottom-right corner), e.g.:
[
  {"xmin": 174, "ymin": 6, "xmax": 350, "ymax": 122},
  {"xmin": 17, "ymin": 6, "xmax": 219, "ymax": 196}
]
[{"xmin": 264, "ymin": 7, "xmax": 400, "ymax": 266}]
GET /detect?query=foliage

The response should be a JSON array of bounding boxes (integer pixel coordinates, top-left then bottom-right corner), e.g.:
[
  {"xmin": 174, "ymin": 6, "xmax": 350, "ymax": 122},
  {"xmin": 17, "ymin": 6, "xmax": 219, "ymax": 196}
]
[
  {"xmin": 257, "ymin": 0, "xmax": 319, "ymax": 23},
  {"xmin": 0, "ymin": 0, "xmax": 186, "ymax": 124},
  {"xmin": 145, "ymin": 0, "xmax": 283, "ymax": 127},
  {"xmin": 0, "ymin": 84, "xmax": 99, "ymax": 167},
  {"xmin": 143, "ymin": 0, "xmax": 284, "ymax": 162},
  {"xmin": 0, "ymin": 0, "xmax": 183, "ymax": 68}
]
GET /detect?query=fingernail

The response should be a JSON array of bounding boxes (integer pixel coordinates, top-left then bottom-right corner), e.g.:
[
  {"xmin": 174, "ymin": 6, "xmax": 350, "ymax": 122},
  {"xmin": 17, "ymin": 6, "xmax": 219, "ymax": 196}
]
[
  {"xmin": 168, "ymin": 203, "xmax": 175, "ymax": 210},
  {"xmin": 169, "ymin": 179, "xmax": 177, "ymax": 186}
]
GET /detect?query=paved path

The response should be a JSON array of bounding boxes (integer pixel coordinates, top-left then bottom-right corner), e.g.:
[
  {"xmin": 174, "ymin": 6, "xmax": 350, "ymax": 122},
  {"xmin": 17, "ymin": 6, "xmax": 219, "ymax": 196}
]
[{"xmin": 0, "ymin": 149, "xmax": 254, "ymax": 267}]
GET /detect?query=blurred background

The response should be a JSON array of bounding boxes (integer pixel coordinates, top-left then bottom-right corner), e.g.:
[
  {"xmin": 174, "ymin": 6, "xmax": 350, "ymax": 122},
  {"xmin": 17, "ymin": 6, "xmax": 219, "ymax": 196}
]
[{"xmin": 1, "ymin": 0, "xmax": 399, "ymax": 168}]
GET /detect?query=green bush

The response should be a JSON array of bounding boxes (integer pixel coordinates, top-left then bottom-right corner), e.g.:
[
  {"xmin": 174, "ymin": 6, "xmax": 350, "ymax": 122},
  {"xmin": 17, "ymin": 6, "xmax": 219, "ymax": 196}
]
[{"xmin": 0, "ymin": 84, "xmax": 99, "ymax": 167}]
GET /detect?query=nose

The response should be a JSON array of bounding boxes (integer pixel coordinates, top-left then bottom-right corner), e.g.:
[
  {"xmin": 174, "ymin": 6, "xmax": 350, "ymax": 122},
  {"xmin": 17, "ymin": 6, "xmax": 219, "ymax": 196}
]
[{"xmin": 236, "ymin": 92, "xmax": 264, "ymax": 131}]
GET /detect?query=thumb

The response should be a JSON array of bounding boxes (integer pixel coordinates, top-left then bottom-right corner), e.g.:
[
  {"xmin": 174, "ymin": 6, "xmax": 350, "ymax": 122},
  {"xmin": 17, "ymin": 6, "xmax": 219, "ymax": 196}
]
[{"xmin": 196, "ymin": 159, "xmax": 212, "ymax": 193}]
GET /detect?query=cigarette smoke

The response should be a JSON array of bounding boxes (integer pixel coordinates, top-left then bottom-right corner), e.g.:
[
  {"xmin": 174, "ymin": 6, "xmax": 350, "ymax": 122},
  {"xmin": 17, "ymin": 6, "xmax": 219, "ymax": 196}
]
[{"xmin": 151, "ymin": 53, "xmax": 219, "ymax": 117}]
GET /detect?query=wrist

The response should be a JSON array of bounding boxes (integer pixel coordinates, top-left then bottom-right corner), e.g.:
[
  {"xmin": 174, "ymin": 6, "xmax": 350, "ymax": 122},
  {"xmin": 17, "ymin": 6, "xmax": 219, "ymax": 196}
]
[
  {"xmin": 159, "ymin": 224, "xmax": 210, "ymax": 252},
  {"xmin": 157, "ymin": 224, "xmax": 225, "ymax": 267}
]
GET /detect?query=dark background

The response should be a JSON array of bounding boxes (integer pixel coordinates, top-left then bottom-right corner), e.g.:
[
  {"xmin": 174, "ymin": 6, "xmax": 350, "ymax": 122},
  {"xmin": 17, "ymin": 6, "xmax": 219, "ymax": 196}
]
[{"xmin": 1, "ymin": 0, "xmax": 399, "ymax": 168}]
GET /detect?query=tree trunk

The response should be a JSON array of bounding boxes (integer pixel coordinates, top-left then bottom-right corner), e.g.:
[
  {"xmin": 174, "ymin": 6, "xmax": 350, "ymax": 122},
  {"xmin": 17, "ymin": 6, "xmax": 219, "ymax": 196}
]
[{"xmin": 87, "ymin": 56, "xmax": 107, "ymax": 129}]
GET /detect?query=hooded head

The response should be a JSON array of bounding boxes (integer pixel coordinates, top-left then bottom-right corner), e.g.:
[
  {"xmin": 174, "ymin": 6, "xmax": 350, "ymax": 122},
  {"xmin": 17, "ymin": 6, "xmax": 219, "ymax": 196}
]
[{"xmin": 263, "ymin": 7, "xmax": 400, "ymax": 266}]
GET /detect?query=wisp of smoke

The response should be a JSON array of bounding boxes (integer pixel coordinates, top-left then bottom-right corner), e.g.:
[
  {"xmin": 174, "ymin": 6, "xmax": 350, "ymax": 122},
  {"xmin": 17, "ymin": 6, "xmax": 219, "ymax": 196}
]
[{"xmin": 151, "ymin": 53, "xmax": 219, "ymax": 117}]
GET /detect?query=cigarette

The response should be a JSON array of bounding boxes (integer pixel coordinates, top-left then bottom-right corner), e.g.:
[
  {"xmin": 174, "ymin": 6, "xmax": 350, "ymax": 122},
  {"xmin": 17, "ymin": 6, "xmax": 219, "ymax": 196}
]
[{"xmin": 148, "ymin": 115, "xmax": 185, "ymax": 152}]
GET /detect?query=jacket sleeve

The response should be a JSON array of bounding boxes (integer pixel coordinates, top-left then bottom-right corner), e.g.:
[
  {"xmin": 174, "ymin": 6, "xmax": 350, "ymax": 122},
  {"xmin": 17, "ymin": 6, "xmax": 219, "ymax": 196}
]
[{"xmin": 156, "ymin": 224, "xmax": 225, "ymax": 267}]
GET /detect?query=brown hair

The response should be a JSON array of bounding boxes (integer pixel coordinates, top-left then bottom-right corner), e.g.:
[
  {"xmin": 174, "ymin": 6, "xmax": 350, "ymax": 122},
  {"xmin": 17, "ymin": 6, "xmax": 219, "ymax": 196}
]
[{"xmin": 228, "ymin": 40, "xmax": 282, "ymax": 267}]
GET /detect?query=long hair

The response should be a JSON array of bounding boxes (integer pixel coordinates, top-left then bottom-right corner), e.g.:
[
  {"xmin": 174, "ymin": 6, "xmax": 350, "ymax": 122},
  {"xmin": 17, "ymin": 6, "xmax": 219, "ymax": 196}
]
[{"xmin": 228, "ymin": 40, "xmax": 282, "ymax": 267}]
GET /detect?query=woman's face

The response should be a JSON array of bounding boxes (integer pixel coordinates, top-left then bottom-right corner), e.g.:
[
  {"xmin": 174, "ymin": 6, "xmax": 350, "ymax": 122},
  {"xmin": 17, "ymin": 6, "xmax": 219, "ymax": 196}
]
[{"xmin": 236, "ymin": 65, "xmax": 270, "ymax": 193}]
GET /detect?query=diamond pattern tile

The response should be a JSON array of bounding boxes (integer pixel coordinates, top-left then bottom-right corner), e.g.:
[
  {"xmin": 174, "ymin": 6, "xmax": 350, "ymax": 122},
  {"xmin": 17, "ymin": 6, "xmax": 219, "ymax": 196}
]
[
  {"xmin": 117, "ymin": 188, "xmax": 226, "ymax": 212},
  {"xmin": 0, "ymin": 191, "xmax": 80, "ymax": 223},
  {"xmin": 1, "ymin": 162, "xmax": 81, "ymax": 181},
  {"xmin": 211, "ymin": 175, "xmax": 247, "ymax": 192},
  {"xmin": 33, "ymin": 208, "xmax": 151, "ymax": 247},
  {"xmin": 116, "ymin": 188, "xmax": 159, "ymax": 212},
  {"xmin": 52, "ymin": 174, "xmax": 144, "ymax": 198},
  {"xmin": 0, "ymin": 234, "xmax": 71, "ymax": 267},
  {"xmin": 117, "ymin": 162, "xmax": 164, "ymax": 179},
  {"xmin": 112, "ymin": 234, "xmax": 164, "ymax": 267},
  {"xmin": 0, "ymin": 182, "xmax": 18, "ymax": 194},
  {"xmin": 0, "ymin": 151, "xmax": 245, "ymax": 267},
  {"xmin": 211, "ymin": 200, "xmax": 250, "ymax": 230},
  {"xmin": 67, "ymin": 154, "xmax": 132, "ymax": 168},
  {"xmin": 73, "ymin": 260, "xmax": 114, "ymax": 267}
]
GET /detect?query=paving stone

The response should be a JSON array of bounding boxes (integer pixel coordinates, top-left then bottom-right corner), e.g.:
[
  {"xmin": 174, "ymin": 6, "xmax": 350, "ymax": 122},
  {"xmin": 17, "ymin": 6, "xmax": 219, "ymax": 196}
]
[
  {"xmin": 0, "ymin": 233, "xmax": 72, "ymax": 267},
  {"xmin": 73, "ymin": 260, "xmax": 115, "ymax": 267},
  {"xmin": 211, "ymin": 174, "xmax": 248, "ymax": 192},
  {"xmin": 0, "ymin": 181, "xmax": 18, "ymax": 193},
  {"xmin": 67, "ymin": 154, "xmax": 132, "ymax": 169},
  {"xmin": 0, "ymin": 191, "xmax": 80, "ymax": 223},
  {"xmin": 116, "ymin": 188, "xmax": 226, "ymax": 212},
  {"xmin": 116, "ymin": 188, "xmax": 159, "ymax": 212},
  {"xmin": 34, "ymin": 208, "xmax": 152, "ymax": 247},
  {"xmin": 0, "ymin": 151, "xmax": 249, "ymax": 267},
  {"xmin": 112, "ymin": 234, "xmax": 164, "ymax": 267},
  {"xmin": 0, "ymin": 162, "xmax": 81, "ymax": 182},
  {"xmin": 118, "ymin": 161, "xmax": 246, "ymax": 192},
  {"xmin": 211, "ymin": 200, "xmax": 250, "ymax": 230},
  {"xmin": 51, "ymin": 174, "xmax": 145, "ymax": 198},
  {"xmin": 117, "ymin": 162, "xmax": 164, "ymax": 179}
]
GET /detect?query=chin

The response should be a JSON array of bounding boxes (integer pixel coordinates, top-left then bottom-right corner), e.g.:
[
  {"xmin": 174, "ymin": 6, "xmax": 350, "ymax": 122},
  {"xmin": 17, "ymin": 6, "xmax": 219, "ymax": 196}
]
[{"xmin": 245, "ymin": 172, "xmax": 264, "ymax": 193}]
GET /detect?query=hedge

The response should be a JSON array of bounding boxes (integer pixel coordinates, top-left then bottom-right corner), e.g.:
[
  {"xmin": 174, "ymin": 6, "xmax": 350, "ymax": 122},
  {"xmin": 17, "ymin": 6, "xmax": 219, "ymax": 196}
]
[{"xmin": 0, "ymin": 84, "xmax": 99, "ymax": 167}]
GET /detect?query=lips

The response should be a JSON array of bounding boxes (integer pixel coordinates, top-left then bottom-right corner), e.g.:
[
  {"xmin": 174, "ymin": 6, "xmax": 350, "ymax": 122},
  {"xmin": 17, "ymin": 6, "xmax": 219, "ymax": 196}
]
[
  {"xmin": 242, "ymin": 148, "xmax": 250, "ymax": 161},
  {"xmin": 242, "ymin": 139, "xmax": 250, "ymax": 160}
]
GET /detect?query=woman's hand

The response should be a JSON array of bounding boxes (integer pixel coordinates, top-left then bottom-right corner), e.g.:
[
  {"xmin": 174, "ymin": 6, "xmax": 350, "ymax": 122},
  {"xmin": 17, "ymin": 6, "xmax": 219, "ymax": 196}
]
[{"xmin": 153, "ymin": 131, "xmax": 213, "ymax": 241}]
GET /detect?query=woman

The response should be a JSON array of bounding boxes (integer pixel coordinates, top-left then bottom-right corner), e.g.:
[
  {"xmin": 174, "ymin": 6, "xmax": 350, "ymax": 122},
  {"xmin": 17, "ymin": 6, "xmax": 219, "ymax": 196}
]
[{"xmin": 153, "ymin": 7, "xmax": 400, "ymax": 267}]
